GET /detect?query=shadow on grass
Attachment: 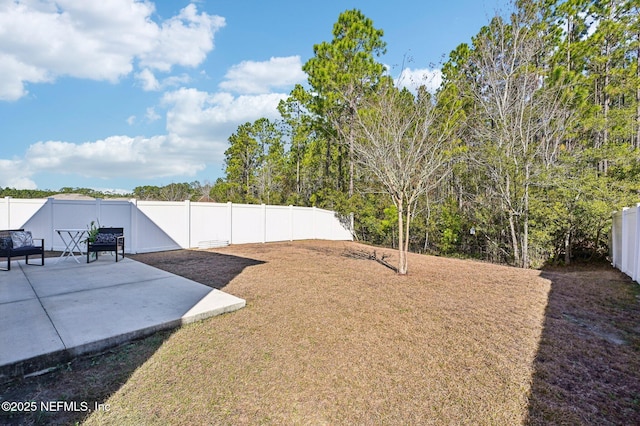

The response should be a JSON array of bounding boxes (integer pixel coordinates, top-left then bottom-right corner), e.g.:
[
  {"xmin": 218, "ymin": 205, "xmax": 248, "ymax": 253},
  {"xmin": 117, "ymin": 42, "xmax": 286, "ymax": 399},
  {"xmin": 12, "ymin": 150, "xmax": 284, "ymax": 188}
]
[
  {"xmin": 525, "ymin": 262, "xmax": 640, "ymax": 425},
  {"xmin": 0, "ymin": 249, "xmax": 263, "ymax": 425},
  {"xmin": 130, "ymin": 249, "xmax": 266, "ymax": 290}
]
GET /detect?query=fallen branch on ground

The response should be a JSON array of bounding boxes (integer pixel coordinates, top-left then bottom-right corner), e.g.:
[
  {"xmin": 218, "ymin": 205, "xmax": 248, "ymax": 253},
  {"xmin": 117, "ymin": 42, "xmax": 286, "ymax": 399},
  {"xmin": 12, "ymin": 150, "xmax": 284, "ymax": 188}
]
[{"xmin": 343, "ymin": 249, "xmax": 397, "ymax": 273}]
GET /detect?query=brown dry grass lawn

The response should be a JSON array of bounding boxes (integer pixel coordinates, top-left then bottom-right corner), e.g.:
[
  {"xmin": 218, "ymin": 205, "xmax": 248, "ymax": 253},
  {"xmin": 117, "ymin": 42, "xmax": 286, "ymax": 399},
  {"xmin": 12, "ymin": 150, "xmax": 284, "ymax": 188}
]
[
  {"xmin": 1, "ymin": 240, "xmax": 639, "ymax": 425},
  {"xmin": 92, "ymin": 240, "xmax": 548, "ymax": 425}
]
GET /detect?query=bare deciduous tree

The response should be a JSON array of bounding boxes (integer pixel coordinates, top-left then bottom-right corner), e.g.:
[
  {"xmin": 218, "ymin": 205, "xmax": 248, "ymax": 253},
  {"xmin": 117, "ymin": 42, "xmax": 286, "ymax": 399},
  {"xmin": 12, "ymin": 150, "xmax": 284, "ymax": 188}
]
[
  {"xmin": 352, "ymin": 84, "xmax": 455, "ymax": 274},
  {"xmin": 463, "ymin": 4, "xmax": 576, "ymax": 267}
]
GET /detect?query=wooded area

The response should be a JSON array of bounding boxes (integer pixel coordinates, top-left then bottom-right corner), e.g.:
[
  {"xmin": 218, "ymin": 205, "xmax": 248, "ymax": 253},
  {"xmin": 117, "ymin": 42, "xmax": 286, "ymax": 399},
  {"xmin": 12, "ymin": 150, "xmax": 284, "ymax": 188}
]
[
  {"xmin": 210, "ymin": 0, "xmax": 639, "ymax": 271},
  {"xmin": 4, "ymin": 0, "xmax": 639, "ymax": 272}
]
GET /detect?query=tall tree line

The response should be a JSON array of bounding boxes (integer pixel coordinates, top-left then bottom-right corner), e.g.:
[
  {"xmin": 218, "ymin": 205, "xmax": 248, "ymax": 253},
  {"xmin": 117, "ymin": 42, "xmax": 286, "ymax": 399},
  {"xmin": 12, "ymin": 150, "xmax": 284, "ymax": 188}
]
[{"xmin": 212, "ymin": 1, "xmax": 640, "ymax": 269}]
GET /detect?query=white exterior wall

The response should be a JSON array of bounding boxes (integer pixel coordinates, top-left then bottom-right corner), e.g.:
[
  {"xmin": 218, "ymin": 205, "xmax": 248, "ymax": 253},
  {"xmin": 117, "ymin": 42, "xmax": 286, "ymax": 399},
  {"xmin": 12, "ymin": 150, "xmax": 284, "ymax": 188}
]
[{"xmin": 0, "ymin": 197, "xmax": 353, "ymax": 254}]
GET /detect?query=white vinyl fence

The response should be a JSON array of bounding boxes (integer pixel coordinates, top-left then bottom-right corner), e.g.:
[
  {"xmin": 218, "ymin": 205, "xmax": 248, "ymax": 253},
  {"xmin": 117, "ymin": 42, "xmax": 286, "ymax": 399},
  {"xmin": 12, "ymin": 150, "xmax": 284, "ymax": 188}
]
[
  {"xmin": 0, "ymin": 197, "xmax": 353, "ymax": 254},
  {"xmin": 611, "ymin": 204, "xmax": 640, "ymax": 284}
]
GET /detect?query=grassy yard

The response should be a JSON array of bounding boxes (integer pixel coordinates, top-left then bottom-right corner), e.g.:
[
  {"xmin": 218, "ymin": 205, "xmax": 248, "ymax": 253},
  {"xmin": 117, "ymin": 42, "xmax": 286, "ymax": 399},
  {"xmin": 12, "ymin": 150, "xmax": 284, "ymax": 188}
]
[{"xmin": 1, "ymin": 240, "xmax": 639, "ymax": 425}]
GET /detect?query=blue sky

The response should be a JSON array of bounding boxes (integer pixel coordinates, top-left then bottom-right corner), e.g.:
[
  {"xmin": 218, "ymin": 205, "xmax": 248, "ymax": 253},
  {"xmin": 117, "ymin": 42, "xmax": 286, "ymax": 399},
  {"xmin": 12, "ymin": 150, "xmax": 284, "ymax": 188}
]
[{"xmin": 0, "ymin": 0, "xmax": 508, "ymax": 193}]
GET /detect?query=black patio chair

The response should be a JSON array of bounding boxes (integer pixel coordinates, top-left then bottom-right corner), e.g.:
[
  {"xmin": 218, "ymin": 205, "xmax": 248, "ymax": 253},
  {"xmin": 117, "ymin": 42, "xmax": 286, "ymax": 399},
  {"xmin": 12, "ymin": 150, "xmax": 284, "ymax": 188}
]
[{"xmin": 87, "ymin": 227, "xmax": 125, "ymax": 263}]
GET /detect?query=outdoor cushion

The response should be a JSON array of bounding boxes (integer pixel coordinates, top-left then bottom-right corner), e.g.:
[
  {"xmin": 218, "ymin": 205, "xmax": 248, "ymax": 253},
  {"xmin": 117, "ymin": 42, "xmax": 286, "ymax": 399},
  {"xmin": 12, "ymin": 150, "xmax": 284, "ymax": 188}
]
[
  {"xmin": 0, "ymin": 236, "xmax": 11, "ymax": 250},
  {"xmin": 11, "ymin": 231, "xmax": 33, "ymax": 249},
  {"xmin": 95, "ymin": 232, "xmax": 118, "ymax": 244}
]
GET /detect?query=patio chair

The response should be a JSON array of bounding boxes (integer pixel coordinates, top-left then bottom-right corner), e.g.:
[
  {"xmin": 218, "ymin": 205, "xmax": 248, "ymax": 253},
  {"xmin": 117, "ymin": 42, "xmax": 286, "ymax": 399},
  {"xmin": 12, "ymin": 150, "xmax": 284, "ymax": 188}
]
[
  {"xmin": 0, "ymin": 229, "xmax": 45, "ymax": 271},
  {"xmin": 87, "ymin": 227, "xmax": 125, "ymax": 263}
]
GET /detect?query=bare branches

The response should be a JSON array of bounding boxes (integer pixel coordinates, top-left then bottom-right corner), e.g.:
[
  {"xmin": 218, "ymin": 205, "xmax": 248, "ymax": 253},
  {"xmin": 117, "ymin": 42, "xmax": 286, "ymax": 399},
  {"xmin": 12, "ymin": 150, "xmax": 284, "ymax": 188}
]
[
  {"xmin": 350, "ymin": 84, "xmax": 455, "ymax": 274},
  {"xmin": 353, "ymin": 86, "xmax": 452, "ymax": 205},
  {"xmin": 462, "ymin": 5, "xmax": 577, "ymax": 267}
]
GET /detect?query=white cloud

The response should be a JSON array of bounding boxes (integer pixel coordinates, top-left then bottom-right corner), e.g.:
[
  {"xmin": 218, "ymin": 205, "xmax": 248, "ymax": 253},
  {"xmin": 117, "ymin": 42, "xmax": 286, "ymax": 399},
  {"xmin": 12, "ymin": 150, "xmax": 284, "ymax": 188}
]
[
  {"xmin": 0, "ymin": 53, "xmax": 52, "ymax": 100},
  {"xmin": 136, "ymin": 68, "xmax": 160, "ymax": 91},
  {"xmin": 219, "ymin": 56, "xmax": 306, "ymax": 94},
  {"xmin": 395, "ymin": 67, "xmax": 443, "ymax": 94},
  {"xmin": 136, "ymin": 68, "xmax": 191, "ymax": 92},
  {"xmin": 162, "ymin": 87, "xmax": 288, "ymax": 154},
  {"xmin": 138, "ymin": 4, "xmax": 224, "ymax": 72},
  {"xmin": 0, "ymin": 159, "xmax": 37, "ymax": 189},
  {"xmin": 146, "ymin": 107, "xmax": 160, "ymax": 122},
  {"xmin": 1, "ymin": 86, "xmax": 289, "ymax": 188},
  {"xmin": 0, "ymin": 54, "xmax": 298, "ymax": 189},
  {"xmin": 24, "ymin": 135, "xmax": 208, "ymax": 179},
  {"xmin": 0, "ymin": 1, "xmax": 224, "ymax": 100},
  {"xmin": 162, "ymin": 73, "xmax": 191, "ymax": 88}
]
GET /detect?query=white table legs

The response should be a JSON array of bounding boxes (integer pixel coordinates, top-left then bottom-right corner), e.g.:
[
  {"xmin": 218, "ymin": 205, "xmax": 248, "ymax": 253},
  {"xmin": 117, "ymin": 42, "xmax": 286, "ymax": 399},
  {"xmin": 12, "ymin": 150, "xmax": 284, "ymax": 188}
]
[{"xmin": 56, "ymin": 230, "xmax": 88, "ymax": 263}]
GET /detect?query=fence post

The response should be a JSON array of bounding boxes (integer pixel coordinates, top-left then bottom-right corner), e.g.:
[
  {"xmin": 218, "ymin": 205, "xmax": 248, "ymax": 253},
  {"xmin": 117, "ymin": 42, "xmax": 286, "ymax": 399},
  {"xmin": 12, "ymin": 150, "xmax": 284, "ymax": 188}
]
[
  {"xmin": 47, "ymin": 198, "xmax": 55, "ymax": 250},
  {"xmin": 622, "ymin": 207, "xmax": 630, "ymax": 276},
  {"xmin": 129, "ymin": 198, "xmax": 138, "ymax": 254},
  {"xmin": 611, "ymin": 211, "xmax": 618, "ymax": 267},
  {"xmin": 94, "ymin": 198, "xmax": 101, "ymax": 225},
  {"xmin": 634, "ymin": 203, "xmax": 640, "ymax": 283},
  {"xmin": 227, "ymin": 202, "xmax": 233, "ymax": 245},
  {"xmin": 350, "ymin": 212, "xmax": 355, "ymax": 240},
  {"xmin": 261, "ymin": 204, "xmax": 267, "ymax": 243},
  {"xmin": 312, "ymin": 206, "xmax": 317, "ymax": 239},
  {"xmin": 184, "ymin": 200, "xmax": 191, "ymax": 249},
  {"xmin": 2, "ymin": 196, "xmax": 10, "ymax": 229},
  {"xmin": 289, "ymin": 205, "xmax": 294, "ymax": 241}
]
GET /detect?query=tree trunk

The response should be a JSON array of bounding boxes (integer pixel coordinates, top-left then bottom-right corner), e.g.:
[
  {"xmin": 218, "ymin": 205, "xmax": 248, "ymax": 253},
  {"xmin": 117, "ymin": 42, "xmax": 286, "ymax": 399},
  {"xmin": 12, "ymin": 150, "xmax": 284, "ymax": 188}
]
[
  {"xmin": 349, "ymin": 121, "xmax": 354, "ymax": 198},
  {"xmin": 522, "ymin": 166, "xmax": 530, "ymax": 268},
  {"xmin": 604, "ymin": 58, "xmax": 610, "ymax": 148},
  {"xmin": 523, "ymin": 205, "xmax": 529, "ymax": 268},
  {"xmin": 636, "ymin": 40, "xmax": 640, "ymax": 149},
  {"xmin": 324, "ymin": 139, "xmax": 331, "ymax": 185},
  {"xmin": 564, "ymin": 230, "xmax": 572, "ymax": 265},
  {"xmin": 567, "ymin": 16, "xmax": 572, "ymax": 71},
  {"xmin": 396, "ymin": 198, "xmax": 408, "ymax": 275},
  {"xmin": 509, "ymin": 213, "xmax": 520, "ymax": 267},
  {"xmin": 404, "ymin": 203, "xmax": 412, "ymax": 267},
  {"xmin": 337, "ymin": 144, "xmax": 344, "ymax": 192}
]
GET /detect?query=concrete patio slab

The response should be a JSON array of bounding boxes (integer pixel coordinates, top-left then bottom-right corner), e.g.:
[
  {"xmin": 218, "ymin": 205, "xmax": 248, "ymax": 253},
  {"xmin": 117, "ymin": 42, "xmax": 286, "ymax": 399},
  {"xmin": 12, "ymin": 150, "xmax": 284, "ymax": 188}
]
[
  {"xmin": 0, "ymin": 256, "xmax": 245, "ymax": 381},
  {"xmin": 0, "ymin": 270, "xmax": 35, "ymax": 304},
  {"xmin": 0, "ymin": 299, "xmax": 66, "ymax": 366}
]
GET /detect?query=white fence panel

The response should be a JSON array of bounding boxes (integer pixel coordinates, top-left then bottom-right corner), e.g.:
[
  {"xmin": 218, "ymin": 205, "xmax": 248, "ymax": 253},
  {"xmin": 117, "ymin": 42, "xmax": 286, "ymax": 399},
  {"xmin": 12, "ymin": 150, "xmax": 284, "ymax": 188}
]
[
  {"xmin": 292, "ymin": 206, "xmax": 315, "ymax": 240},
  {"xmin": 0, "ymin": 197, "xmax": 353, "ymax": 254},
  {"xmin": 314, "ymin": 209, "xmax": 332, "ymax": 241},
  {"xmin": 315, "ymin": 208, "xmax": 353, "ymax": 241},
  {"xmin": 135, "ymin": 201, "xmax": 185, "ymax": 253},
  {"xmin": 16, "ymin": 200, "xmax": 52, "ymax": 249},
  {"xmin": 612, "ymin": 210, "xmax": 623, "ymax": 269},
  {"xmin": 636, "ymin": 205, "xmax": 640, "ymax": 283},
  {"xmin": 1, "ymin": 198, "xmax": 48, "ymax": 230},
  {"xmin": 612, "ymin": 204, "xmax": 640, "ymax": 284},
  {"xmin": 231, "ymin": 204, "xmax": 264, "ymax": 244},
  {"xmin": 51, "ymin": 200, "xmax": 97, "ymax": 249},
  {"xmin": 265, "ymin": 205, "xmax": 292, "ymax": 242},
  {"xmin": 622, "ymin": 208, "xmax": 636, "ymax": 277},
  {"xmin": 97, "ymin": 200, "xmax": 131, "ymax": 229},
  {"xmin": 190, "ymin": 202, "xmax": 230, "ymax": 247}
]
